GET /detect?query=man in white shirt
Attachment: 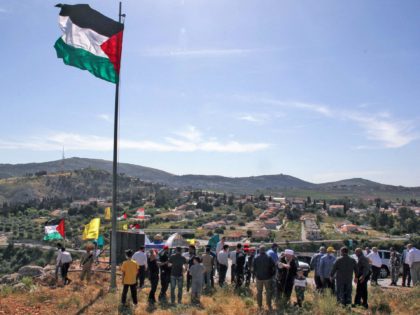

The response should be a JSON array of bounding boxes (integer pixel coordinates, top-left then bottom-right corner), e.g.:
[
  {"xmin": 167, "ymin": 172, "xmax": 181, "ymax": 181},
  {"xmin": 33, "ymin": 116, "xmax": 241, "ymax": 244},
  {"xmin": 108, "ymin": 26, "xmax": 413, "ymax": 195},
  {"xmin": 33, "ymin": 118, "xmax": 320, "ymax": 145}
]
[
  {"xmin": 217, "ymin": 244, "xmax": 229, "ymax": 287},
  {"xmin": 367, "ymin": 247, "xmax": 382, "ymax": 286},
  {"xmin": 133, "ymin": 246, "xmax": 148, "ymax": 289},
  {"xmin": 407, "ymin": 244, "xmax": 420, "ymax": 286},
  {"xmin": 58, "ymin": 247, "xmax": 72, "ymax": 285}
]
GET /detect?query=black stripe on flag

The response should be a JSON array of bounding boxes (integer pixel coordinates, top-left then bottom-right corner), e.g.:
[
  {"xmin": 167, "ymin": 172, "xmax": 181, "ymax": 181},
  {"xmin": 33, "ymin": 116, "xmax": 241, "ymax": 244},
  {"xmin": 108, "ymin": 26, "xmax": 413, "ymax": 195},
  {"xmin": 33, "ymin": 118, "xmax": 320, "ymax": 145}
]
[{"xmin": 56, "ymin": 4, "xmax": 123, "ymax": 37}]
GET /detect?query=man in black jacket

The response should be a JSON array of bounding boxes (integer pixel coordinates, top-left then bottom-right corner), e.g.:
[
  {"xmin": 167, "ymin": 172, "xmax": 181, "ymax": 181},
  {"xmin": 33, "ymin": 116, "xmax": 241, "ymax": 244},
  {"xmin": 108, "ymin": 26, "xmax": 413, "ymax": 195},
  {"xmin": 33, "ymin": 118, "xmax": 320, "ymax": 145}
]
[
  {"xmin": 253, "ymin": 245, "xmax": 276, "ymax": 311},
  {"xmin": 330, "ymin": 247, "xmax": 357, "ymax": 307},
  {"xmin": 353, "ymin": 248, "xmax": 371, "ymax": 309}
]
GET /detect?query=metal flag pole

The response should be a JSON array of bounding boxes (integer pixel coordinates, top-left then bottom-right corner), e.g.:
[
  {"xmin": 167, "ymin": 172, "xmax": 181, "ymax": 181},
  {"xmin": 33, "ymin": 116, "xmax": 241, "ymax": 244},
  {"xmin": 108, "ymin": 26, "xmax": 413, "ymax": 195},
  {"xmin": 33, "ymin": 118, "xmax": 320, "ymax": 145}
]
[{"xmin": 111, "ymin": 1, "xmax": 125, "ymax": 290}]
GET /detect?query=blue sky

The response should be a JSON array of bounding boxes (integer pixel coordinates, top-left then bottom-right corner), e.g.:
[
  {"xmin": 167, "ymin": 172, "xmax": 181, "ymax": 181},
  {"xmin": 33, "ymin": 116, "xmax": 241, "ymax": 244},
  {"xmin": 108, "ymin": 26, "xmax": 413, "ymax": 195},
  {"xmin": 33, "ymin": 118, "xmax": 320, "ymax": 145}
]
[{"xmin": 0, "ymin": 0, "xmax": 419, "ymax": 186}]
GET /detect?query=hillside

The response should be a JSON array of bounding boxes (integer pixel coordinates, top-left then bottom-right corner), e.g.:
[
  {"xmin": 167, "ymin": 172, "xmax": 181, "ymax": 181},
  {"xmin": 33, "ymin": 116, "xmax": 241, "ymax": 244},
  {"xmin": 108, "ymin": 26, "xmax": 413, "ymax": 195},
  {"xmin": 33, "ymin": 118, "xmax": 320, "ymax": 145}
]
[
  {"xmin": 0, "ymin": 168, "xmax": 164, "ymax": 205},
  {"xmin": 0, "ymin": 158, "xmax": 419, "ymax": 198}
]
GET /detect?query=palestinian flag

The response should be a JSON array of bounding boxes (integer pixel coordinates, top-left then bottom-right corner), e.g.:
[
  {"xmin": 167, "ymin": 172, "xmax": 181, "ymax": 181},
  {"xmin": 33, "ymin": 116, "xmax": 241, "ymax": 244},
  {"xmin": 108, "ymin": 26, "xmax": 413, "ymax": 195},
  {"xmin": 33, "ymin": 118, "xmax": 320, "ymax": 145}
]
[
  {"xmin": 44, "ymin": 219, "xmax": 65, "ymax": 241},
  {"xmin": 117, "ymin": 212, "xmax": 127, "ymax": 221},
  {"xmin": 54, "ymin": 4, "xmax": 124, "ymax": 83}
]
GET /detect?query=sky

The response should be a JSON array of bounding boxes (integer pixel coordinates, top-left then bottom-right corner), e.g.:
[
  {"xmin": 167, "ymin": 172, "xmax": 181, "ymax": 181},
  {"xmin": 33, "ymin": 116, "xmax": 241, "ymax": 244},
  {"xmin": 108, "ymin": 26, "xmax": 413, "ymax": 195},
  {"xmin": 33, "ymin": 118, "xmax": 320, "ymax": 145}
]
[{"xmin": 0, "ymin": 0, "xmax": 419, "ymax": 186}]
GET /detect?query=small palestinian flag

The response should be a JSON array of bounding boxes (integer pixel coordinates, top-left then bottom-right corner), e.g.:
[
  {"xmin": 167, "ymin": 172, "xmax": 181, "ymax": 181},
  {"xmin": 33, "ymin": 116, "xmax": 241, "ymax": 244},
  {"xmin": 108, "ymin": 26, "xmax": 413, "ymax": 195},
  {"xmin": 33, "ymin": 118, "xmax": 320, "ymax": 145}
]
[
  {"xmin": 44, "ymin": 219, "xmax": 65, "ymax": 241},
  {"xmin": 117, "ymin": 212, "xmax": 127, "ymax": 221},
  {"xmin": 54, "ymin": 4, "xmax": 124, "ymax": 83}
]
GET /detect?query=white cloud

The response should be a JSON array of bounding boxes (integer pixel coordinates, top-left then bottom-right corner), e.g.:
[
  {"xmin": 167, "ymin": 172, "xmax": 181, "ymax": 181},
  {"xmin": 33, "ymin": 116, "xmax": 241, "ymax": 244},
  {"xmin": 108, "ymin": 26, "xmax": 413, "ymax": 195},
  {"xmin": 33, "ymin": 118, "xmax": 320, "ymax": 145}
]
[
  {"xmin": 97, "ymin": 114, "xmax": 112, "ymax": 122},
  {"xmin": 236, "ymin": 114, "xmax": 267, "ymax": 124},
  {"xmin": 235, "ymin": 95, "xmax": 417, "ymax": 148},
  {"xmin": 345, "ymin": 113, "xmax": 417, "ymax": 148},
  {"xmin": 0, "ymin": 127, "xmax": 270, "ymax": 153}
]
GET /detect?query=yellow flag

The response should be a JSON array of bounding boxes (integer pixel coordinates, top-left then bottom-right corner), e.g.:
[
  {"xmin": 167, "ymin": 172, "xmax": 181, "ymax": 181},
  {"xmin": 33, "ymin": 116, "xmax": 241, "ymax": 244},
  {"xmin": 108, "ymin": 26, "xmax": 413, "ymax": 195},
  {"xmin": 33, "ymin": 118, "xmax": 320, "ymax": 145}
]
[
  {"xmin": 104, "ymin": 207, "xmax": 111, "ymax": 220},
  {"xmin": 122, "ymin": 224, "xmax": 128, "ymax": 231},
  {"xmin": 82, "ymin": 218, "xmax": 101, "ymax": 240}
]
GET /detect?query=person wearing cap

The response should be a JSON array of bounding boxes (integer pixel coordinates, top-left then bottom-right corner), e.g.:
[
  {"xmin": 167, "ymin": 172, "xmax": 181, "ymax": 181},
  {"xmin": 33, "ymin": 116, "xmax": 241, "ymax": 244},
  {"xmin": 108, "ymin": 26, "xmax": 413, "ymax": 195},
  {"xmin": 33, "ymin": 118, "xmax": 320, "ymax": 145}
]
[
  {"xmin": 253, "ymin": 245, "xmax": 276, "ymax": 311},
  {"xmin": 330, "ymin": 247, "xmax": 357, "ymax": 307},
  {"xmin": 319, "ymin": 246, "xmax": 336, "ymax": 293},
  {"xmin": 353, "ymin": 248, "xmax": 371, "ymax": 309},
  {"xmin": 310, "ymin": 246, "xmax": 326, "ymax": 291},
  {"xmin": 276, "ymin": 249, "xmax": 298, "ymax": 306},
  {"xmin": 121, "ymin": 249, "xmax": 139, "ymax": 306},
  {"xmin": 158, "ymin": 245, "xmax": 171, "ymax": 302}
]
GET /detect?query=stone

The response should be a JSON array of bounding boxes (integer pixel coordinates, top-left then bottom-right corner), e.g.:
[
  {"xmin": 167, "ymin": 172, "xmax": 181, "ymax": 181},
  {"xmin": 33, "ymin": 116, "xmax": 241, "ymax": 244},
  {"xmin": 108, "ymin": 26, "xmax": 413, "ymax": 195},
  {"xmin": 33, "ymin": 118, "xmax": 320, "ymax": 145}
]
[
  {"xmin": 12, "ymin": 282, "xmax": 27, "ymax": 292},
  {"xmin": 0, "ymin": 273, "xmax": 22, "ymax": 284},
  {"xmin": 18, "ymin": 265, "xmax": 45, "ymax": 278}
]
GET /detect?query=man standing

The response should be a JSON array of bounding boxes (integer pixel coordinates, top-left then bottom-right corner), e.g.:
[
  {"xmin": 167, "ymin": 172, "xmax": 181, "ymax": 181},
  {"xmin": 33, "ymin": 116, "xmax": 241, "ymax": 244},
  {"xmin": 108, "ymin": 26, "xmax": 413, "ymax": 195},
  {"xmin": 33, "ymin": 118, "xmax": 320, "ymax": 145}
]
[
  {"xmin": 354, "ymin": 248, "xmax": 371, "ymax": 309},
  {"xmin": 367, "ymin": 247, "xmax": 382, "ymax": 286},
  {"xmin": 132, "ymin": 246, "xmax": 148, "ymax": 289},
  {"xmin": 79, "ymin": 244, "xmax": 94, "ymax": 283},
  {"xmin": 407, "ymin": 244, "xmax": 420, "ymax": 286},
  {"xmin": 147, "ymin": 250, "xmax": 160, "ymax": 305},
  {"xmin": 401, "ymin": 245, "xmax": 411, "ymax": 287},
  {"xmin": 217, "ymin": 244, "xmax": 229, "ymax": 287},
  {"xmin": 253, "ymin": 245, "xmax": 276, "ymax": 311},
  {"xmin": 245, "ymin": 247, "xmax": 256, "ymax": 286},
  {"xmin": 229, "ymin": 244, "xmax": 238, "ymax": 284},
  {"xmin": 389, "ymin": 250, "xmax": 400, "ymax": 286},
  {"xmin": 58, "ymin": 247, "xmax": 73, "ymax": 285},
  {"xmin": 201, "ymin": 246, "xmax": 215, "ymax": 290},
  {"xmin": 121, "ymin": 249, "xmax": 139, "ymax": 307},
  {"xmin": 186, "ymin": 245, "xmax": 196, "ymax": 292},
  {"xmin": 277, "ymin": 249, "xmax": 298, "ymax": 306},
  {"xmin": 267, "ymin": 243, "xmax": 279, "ymax": 264},
  {"xmin": 158, "ymin": 245, "xmax": 171, "ymax": 302},
  {"xmin": 235, "ymin": 243, "xmax": 246, "ymax": 289},
  {"xmin": 330, "ymin": 247, "xmax": 357, "ymax": 307},
  {"xmin": 310, "ymin": 246, "xmax": 326, "ymax": 291},
  {"xmin": 168, "ymin": 246, "xmax": 187, "ymax": 304},
  {"xmin": 319, "ymin": 246, "xmax": 336, "ymax": 293},
  {"xmin": 55, "ymin": 242, "xmax": 63, "ymax": 282}
]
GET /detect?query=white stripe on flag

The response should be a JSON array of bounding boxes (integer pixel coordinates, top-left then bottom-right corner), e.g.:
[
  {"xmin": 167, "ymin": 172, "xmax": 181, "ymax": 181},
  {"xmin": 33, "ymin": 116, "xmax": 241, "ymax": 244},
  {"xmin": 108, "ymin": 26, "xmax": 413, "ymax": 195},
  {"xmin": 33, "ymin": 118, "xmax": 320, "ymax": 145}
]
[
  {"xmin": 59, "ymin": 16, "xmax": 109, "ymax": 58},
  {"xmin": 44, "ymin": 225, "xmax": 58, "ymax": 234}
]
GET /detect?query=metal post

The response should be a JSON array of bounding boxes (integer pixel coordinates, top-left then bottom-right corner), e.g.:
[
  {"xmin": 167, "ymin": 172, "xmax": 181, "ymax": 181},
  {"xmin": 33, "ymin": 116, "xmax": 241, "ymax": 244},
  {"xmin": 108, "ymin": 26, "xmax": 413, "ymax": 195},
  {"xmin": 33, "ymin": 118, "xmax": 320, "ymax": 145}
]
[{"xmin": 110, "ymin": 1, "xmax": 123, "ymax": 290}]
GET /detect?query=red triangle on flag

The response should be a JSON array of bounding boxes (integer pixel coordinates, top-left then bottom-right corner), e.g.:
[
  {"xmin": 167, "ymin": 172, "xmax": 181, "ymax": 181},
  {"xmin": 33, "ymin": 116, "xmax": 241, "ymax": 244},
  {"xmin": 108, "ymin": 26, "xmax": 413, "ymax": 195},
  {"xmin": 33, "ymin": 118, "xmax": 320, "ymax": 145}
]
[{"xmin": 56, "ymin": 219, "xmax": 65, "ymax": 239}]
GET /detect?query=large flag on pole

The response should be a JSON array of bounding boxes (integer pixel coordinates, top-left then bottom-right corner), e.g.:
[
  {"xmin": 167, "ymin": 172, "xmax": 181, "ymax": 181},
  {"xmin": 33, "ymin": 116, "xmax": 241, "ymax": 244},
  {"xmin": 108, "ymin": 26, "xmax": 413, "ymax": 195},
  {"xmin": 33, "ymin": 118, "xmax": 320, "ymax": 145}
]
[
  {"xmin": 54, "ymin": 4, "xmax": 124, "ymax": 83},
  {"xmin": 82, "ymin": 218, "xmax": 101, "ymax": 240},
  {"xmin": 44, "ymin": 219, "xmax": 65, "ymax": 241}
]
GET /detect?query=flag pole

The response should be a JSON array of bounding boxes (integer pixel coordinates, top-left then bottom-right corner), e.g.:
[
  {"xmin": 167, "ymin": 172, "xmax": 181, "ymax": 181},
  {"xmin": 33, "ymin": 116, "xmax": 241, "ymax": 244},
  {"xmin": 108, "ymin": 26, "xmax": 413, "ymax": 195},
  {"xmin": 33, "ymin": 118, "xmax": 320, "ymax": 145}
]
[{"xmin": 110, "ymin": 1, "xmax": 124, "ymax": 290}]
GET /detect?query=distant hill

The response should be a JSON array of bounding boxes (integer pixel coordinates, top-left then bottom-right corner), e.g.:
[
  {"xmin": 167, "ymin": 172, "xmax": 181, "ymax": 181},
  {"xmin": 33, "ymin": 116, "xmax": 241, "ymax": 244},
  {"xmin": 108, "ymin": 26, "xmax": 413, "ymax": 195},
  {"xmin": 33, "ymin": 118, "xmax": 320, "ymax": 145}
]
[{"xmin": 0, "ymin": 157, "xmax": 419, "ymax": 199}]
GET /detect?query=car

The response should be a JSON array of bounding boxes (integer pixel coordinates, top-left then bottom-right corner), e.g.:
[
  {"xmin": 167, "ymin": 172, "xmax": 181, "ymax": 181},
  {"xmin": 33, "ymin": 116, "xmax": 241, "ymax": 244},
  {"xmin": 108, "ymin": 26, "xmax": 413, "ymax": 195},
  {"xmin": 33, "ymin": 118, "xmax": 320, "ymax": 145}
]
[
  {"xmin": 353, "ymin": 250, "xmax": 402, "ymax": 278},
  {"xmin": 298, "ymin": 260, "xmax": 310, "ymax": 277}
]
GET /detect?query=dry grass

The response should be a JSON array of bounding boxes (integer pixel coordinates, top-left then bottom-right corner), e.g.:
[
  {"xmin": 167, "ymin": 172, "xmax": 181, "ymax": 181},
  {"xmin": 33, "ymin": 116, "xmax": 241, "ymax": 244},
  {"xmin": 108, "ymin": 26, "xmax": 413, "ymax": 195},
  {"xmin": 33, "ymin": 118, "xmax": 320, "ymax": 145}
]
[{"xmin": 1, "ymin": 270, "xmax": 419, "ymax": 315}]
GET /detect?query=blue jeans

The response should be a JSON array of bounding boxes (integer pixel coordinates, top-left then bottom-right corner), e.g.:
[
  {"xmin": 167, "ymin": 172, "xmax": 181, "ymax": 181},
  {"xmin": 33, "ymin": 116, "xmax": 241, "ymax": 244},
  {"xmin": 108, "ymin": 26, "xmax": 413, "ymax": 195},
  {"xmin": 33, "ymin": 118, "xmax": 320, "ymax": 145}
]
[
  {"xmin": 204, "ymin": 271, "xmax": 212, "ymax": 289},
  {"xmin": 170, "ymin": 276, "xmax": 183, "ymax": 304}
]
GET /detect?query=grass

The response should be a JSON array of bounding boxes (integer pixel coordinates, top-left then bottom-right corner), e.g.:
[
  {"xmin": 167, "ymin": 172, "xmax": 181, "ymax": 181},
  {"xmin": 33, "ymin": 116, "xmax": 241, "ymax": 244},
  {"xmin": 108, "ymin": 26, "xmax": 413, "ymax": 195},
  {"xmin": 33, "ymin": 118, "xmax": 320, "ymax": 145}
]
[
  {"xmin": 1, "ymin": 270, "xmax": 420, "ymax": 315},
  {"xmin": 275, "ymin": 221, "xmax": 301, "ymax": 241}
]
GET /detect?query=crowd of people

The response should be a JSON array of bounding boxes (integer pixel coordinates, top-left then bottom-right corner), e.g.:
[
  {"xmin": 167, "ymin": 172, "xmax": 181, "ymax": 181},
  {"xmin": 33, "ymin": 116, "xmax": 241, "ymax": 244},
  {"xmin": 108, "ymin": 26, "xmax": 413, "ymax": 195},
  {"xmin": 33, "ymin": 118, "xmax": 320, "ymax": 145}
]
[{"xmin": 54, "ymin": 240, "xmax": 420, "ymax": 312}]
